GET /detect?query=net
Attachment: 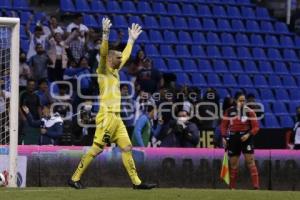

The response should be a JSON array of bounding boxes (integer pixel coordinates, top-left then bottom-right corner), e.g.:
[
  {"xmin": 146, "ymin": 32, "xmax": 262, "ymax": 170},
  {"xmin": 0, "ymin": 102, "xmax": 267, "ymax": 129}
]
[{"xmin": 0, "ymin": 26, "xmax": 11, "ymax": 145}]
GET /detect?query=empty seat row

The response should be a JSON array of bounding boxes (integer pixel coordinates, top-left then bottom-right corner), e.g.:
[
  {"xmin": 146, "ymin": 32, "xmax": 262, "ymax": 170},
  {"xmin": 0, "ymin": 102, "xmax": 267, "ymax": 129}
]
[{"xmin": 0, "ymin": 0, "xmax": 29, "ymax": 10}]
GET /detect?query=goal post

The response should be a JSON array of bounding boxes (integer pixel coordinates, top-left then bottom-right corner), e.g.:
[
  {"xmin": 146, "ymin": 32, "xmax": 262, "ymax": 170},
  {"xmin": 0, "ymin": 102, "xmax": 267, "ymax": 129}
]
[{"xmin": 0, "ymin": 17, "xmax": 20, "ymax": 188}]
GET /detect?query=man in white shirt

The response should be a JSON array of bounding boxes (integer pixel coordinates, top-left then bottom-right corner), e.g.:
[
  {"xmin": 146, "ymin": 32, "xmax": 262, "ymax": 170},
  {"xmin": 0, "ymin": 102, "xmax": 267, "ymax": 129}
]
[{"xmin": 66, "ymin": 14, "xmax": 89, "ymax": 36}]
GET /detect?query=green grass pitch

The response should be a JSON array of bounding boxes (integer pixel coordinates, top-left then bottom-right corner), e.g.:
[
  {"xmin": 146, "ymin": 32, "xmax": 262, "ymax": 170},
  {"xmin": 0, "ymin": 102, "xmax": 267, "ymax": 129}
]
[{"xmin": 1, "ymin": 188, "xmax": 300, "ymax": 200}]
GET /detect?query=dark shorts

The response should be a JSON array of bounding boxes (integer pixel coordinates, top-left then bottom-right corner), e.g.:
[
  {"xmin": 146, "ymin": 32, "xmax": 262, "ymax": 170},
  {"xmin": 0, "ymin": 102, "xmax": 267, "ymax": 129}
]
[{"xmin": 227, "ymin": 132, "xmax": 254, "ymax": 157}]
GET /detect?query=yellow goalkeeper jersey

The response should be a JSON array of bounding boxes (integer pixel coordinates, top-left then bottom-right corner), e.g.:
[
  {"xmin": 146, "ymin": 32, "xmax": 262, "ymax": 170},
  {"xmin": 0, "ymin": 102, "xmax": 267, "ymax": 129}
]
[{"xmin": 96, "ymin": 40, "xmax": 132, "ymax": 113}]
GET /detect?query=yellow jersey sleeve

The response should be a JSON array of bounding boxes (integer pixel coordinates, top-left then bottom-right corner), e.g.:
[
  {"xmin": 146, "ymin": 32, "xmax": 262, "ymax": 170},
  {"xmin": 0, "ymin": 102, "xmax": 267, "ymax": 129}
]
[
  {"xmin": 119, "ymin": 42, "xmax": 133, "ymax": 69},
  {"xmin": 96, "ymin": 39, "xmax": 109, "ymax": 74}
]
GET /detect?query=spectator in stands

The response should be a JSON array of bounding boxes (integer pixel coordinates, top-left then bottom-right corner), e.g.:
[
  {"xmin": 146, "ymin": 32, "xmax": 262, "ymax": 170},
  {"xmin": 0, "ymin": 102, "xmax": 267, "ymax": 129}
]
[
  {"xmin": 29, "ymin": 43, "xmax": 53, "ymax": 82},
  {"xmin": 66, "ymin": 28, "xmax": 86, "ymax": 63},
  {"xmin": 22, "ymin": 105, "xmax": 63, "ymax": 145},
  {"xmin": 48, "ymin": 32, "xmax": 68, "ymax": 82},
  {"xmin": 19, "ymin": 52, "xmax": 32, "ymax": 92},
  {"xmin": 222, "ymin": 96, "xmax": 234, "ymax": 113},
  {"xmin": 120, "ymin": 84, "xmax": 135, "ymax": 139},
  {"xmin": 52, "ymin": 83, "xmax": 72, "ymax": 119},
  {"xmin": 293, "ymin": 106, "xmax": 300, "ymax": 149},
  {"xmin": 246, "ymin": 93, "xmax": 263, "ymax": 118},
  {"xmin": 36, "ymin": 79, "xmax": 53, "ymax": 107},
  {"xmin": 0, "ymin": 80, "xmax": 10, "ymax": 144},
  {"xmin": 221, "ymin": 92, "xmax": 260, "ymax": 189},
  {"xmin": 127, "ymin": 50, "xmax": 146, "ymax": 76},
  {"xmin": 135, "ymin": 57, "xmax": 162, "ymax": 94},
  {"xmin": 66, "ymin": 14, "xmax": 89, "ymax": 39},
  {"xmin": 43, "ymin": 15, "xmax": 64, "ymax": 36}
]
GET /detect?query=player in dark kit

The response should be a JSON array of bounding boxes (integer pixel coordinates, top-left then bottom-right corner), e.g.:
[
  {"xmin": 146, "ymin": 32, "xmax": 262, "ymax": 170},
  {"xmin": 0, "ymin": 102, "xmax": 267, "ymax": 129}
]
[{"xmin": 221, "ymin": 92, "xmax": 260, "ymax": 189}]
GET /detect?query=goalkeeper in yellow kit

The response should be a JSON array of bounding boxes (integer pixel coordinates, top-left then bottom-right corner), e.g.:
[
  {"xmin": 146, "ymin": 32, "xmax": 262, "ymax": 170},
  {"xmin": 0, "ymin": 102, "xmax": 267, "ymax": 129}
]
[{"xmin": 68, "ymin": 18, "xmax": 157, "ymax": 190}]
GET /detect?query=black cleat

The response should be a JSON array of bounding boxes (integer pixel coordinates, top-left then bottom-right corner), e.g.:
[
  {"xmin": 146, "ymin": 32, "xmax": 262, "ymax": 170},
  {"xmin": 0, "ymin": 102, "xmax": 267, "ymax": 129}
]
[
  {"xmin": 133, "ymin": 182, "xmax": 157, "ymax": 190},
  {"xmin": 68, "ymin": 179, "xmax": 86, "ymax": 189}
]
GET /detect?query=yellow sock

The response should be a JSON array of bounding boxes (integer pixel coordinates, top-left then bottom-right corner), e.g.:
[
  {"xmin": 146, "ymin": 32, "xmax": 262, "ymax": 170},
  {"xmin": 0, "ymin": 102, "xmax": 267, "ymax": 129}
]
[
  {"xmin": 71, "ymin": 145, "xmax": 102, "ymax": 181},
  {"xmin": 121, "ymin": 151, "xmax": 142, "ymax": 185}
]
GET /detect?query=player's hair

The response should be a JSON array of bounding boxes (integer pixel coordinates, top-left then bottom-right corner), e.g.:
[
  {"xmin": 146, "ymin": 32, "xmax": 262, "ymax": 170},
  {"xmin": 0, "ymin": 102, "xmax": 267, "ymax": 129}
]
[{"xmin": 234, "ymin": 91, "xmax": 245, "ymax": 100}]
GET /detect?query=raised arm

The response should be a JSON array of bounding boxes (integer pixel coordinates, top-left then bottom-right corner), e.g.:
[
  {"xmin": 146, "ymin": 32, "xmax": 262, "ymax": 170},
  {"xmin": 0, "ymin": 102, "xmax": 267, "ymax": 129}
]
[
  {"xmin": 97, "ymin": 18, "xmax": 112, "ymax": 74},
  {"xmin": 119, "ymin": 23, "xmax": 143, "ymax": 69}
]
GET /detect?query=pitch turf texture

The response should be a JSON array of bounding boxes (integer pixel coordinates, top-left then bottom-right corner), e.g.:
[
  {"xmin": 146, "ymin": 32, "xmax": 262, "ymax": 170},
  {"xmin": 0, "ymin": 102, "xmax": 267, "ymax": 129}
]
[{"xmin": 1, "ymin": 188, "xmax": 300, "ymax": 200}]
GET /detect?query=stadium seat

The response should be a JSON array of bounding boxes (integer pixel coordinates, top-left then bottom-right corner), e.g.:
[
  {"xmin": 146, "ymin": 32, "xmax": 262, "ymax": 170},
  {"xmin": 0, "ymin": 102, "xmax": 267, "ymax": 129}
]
[
  {"xmin": 275, "ymin": 22, "xmax": 289, "ymax": 34},
  {"xmin": 260, "ymin": 21, "xmax": 274, "ymax": 33},
  {"xmin": 166, "ymin": 59, "xmax": 182, "ymax": 72},
  {"xmin": 289, "ymin": 63, "xmax": 300, "ymax": 75},
  {"xmin": 213, "ymin": 60, "xmax": 228, "ymax": 73},
  {"xmin": 182, "ymin": 59, "xmax": 198, "ymax": 72},
  {"xmin": 261, "ymin": 101, "xmax": 272, "ymax": 114},
  {"xmin": 228, "ymin": 60, "xmax": 244, "ymax": 73},
  {"xmin": 149, "ymin": 30, "xmax": 163, "ymax": 43},
  {"xmin": 256, "ymin": 7, "xmax": 270, "ymax": 19},
  {"xmin": 160, "ymin": 45, "xmax": 175, "ymax": 57},
  {"xmin": 176, "ymin": 45, "xmax": 191, "ymax": 57},
  {"xmin": 75, "ymin": 0, "xmax": 90, "ymax": 12},
  {"xmin": 207, "ymin": 74, "xmax": 222, "ymax": 87},
  {"xmin": 279, "ymin": 116, "xmax": 294, "ymax": 128},
  {"xmin": 245, "ymin": 88, "xmax": 260, "ymax": 99},
  {"xmin": 128, "ymin": 16, "xmax": 144, "ymax": 27},
  {"xmin": 174, "ymin": 17, "xmax": 188, "ymax": 30},
  {"xmin": 257, "ymin": 61, "xmax": 273, "ymax": 74},
  {"xmin": 296, "ymin": 76, "xmax": 300, "ymax": 87},
  {"xmin": 226, "ymin": 6, "xmax": 241, "ymax": 18},
  {"xmin": 263, "ymin": 114, "xmax": 280, "ymax": 128},
  {"xmin": 283, "ymin": 49, "xmax": 298, "ymax": 61},
  {"xmin": 191, "ymin": 73, "xmax": 207, "ymax": 87},
  {"xmin": 250, "ymin": 34, "xmax": 265, "ymax": 47},
  {"xmin": 197, "ymin": 59, "xmax": 213, "ymax": 73},
  {"xmin": 212, "ymin": 5, "xmax": 227, "ymax": 18},
  {"xmin": 175, "ymin": 73, "xmax": 191, "ymax": 86},
  {"xmin": 167, "ymin": 3, "xmax": 182, "ymax": 16},
  {"xmin": 178, "ymin": 31, "xmax": 193, "ymax": 44},
  {"xmin": 222, "ymin": 47, "xmax": 236, "ymax": 59},
  {"xmin": 145, "ymin": 44, "xmax": 159, "ymax": 57},
  {"xmin": 163, "ymin": 30, "xmax": 178, "ymax": 43},
  {"xmin": 191, "ymin": 45, "xmax": 207, "ymax": 58},
  {"xmin": 221, "ymin": 33, "xmax": 235, "ymax": 45},
  {"xmin": 246, "ymin": 20, "xmax": 260, "ymax": 33},
  {"xmin": 83, "ymin": 15, "xmax": 98, "ymax": 28},
  {"xmin": 222, "ymin": 74, "xmax": 237, "ymax": 87},
  {"xmin": 203, "ymin": 19, "xmax": 217, "ymax": 31},
  {"xmin": 288, "ymin": 101, "xmax": 299, "ymax": 113},
  {"xmin": 109, "ymin": 29, "xmax": 118, "ymax": 42},
  {"xmin": 112, "ymin": 15, "xmax": 127, "ymax": 28},
  {"xmin": 289, "ymin": 88, "xmax": 300, "ymax": 101},
  {"xmin": 241, "ymin": 7, "xmax": 255, "ymax": 19},
  {"xmin": 252, "ymin": 48, "xmax": 267, "ymax": 60},
  {"xmin": 60, "ymin": 0, "xmax": 75, "ymax": 12},
  {"xmin": 217, "ymin": 19, "xmax": 232, "ymax": 32},
  {"xmin": 235, "ymin": 33, "xmax": 249, "ymax": 46},
  {"xmin": 182, "ymin": 4, "xmax": 197, "ymax": 16},
  {"xmin": 19, "ymin": 11, "xmax": 32, "ymax": 25},
  {"xmin": 0, "ymin": 0, "xmax": 11, "ymax": 9},
  {"xmin": 237, "ymin": 74, "xmax": 253, "ymax": 87},
  {"xmin": 265, "ymin": 35, "xmax": 280, "ymax": 47},
  {"xmin": 206, "ymin": 32, "xmax": 221, "ymax": 45},
  {"xmin": 267, "ymin": 48, "xmax": 282, "ymax": 61},
  {"xmin": 273, "ymin": 62, "xmax": 289, "ymax": 75},
  {"xmin": 238, "ymin": 0, "xmax": 252, "ymax": 5},
  {"xmin": 21, "ymin": 39, "xmax": 30, "ymax": 52},
  {"xmin": 274, "ymin": 88, "xmax": 290, "ymax": 102},
  {"xmin": 13, "ymin": 0, "xmax": 29, "ymax": 10},
  {"xmin": 273, "ymin": 102, "xmax": 288, "ymax": 115},
  {"xmin": 280, "ymin": 36, "xmax": 295, "ymax": 48},
  {"xmin": 91, "ymin": 1, "xmax": 106, "ymax": 13},
  {"xmin": 253, "ymin": 75, "xmax": 268, "ymax": 88},
  {"xmin": 152, "ymin": 58, "xmax": 168, "ymax": 72},
  {"xmin": 267, "ymin": 75, "xmax": 282, "ymax": 88},
  {"xmin": 243, "ymin": 60, "xmax": 258, "ymax": 74},
  {"xmin": 187, "ymin": 18, "xmax": 202, "ymax": 30},
  {"xmin": 121, "ymin": 1, "xmax": 136, "ymax": 14},
  {"xmin": 259, "ymin": 89, "xmax": 275, "ymax": 102},
  {"xmin": 144, "ymin": 16, "xmax": 159, "ymax": 29},
  {"xmin": 237, "ymin": 47, "xmax": 252, "ymax": 59},
  {"xmin": 152, "ymin": 2, "xmax": 166, "ymax": 15},
  {"xmin": 137, "ymin": 1, "xmax": 152, "ymax": 14},
  {"xmin": 192, "ymin": 32, "xmax": 207, "ymax": 44},
  {"xmin": 232, "ymin": 20, "xmax": 245, "ymax": 32},
  {"xmin": 282, "ymin": 76, "xmax": 297, "ymax": 88},
  {"xmin": 119, "ymin": 70, "xmax": 128, "ymax": 81},
  {"xmin": 197, "ymin": 5, "xmax": 212, "ymax": 17},
  {"xmin": 107, "ymin": 1, "xmax": 121, "ymax": 13},
  {"xmin": 294, "ymin": 35, "xmax": 300, "ymax": 46},
  {"xmin": 217, "ymin": 88, "xmax": 230, "ymax": 99},
  {"xmin": 159, "ymin": 17, "xmax": 174, "ymax": 30},
  {"xmin": 207, "ymin": 46, "xmax": 222, "ymax": 58}
]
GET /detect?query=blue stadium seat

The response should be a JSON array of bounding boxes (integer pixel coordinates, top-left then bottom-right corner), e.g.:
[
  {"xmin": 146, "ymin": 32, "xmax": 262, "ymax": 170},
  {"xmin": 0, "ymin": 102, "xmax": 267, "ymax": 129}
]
[
  {"xmin": 149, "ymin": 30, "xmax": 163, "ymax": 43},
  {"xmin": 203, "ymin": 19, "xmax": 217, "ymax": 31},
  {"xmin": 217, "ymin": 19, "xmax": 232, "ymax": 32},
  {"xmin": 213, "ymin": 60, "xmax": 228, "ymax": 73},
  {"xmin": 222, "ymin": 74, "xmax": 237, "ymax": 87},
  {"xmin": 197, "ymin": 5, "xmax": 212, "ymax": 17},
  {"xmin": 20, "ymin": 25, "xmax": 27, "ymax": 39},
  {"xmin": 137, "ymin": 1, "xmax": 152, "ymax": 14},
  {"xmin": 257, "ymin": 61, "xmax": 273, "ymax": 74},
  {"xmin": 280, "ymin": 36, "xmax": 294, "ymax": 48},
  {"xmin": 237, "ymin": 74, "xmax": 253, "ymax": 87},
  {"xmin": 182, "ymin": 4, "xmax": 197, "ymax": 16},
  {"xmin": 160, "ymin": 45, "xmax": 175, "ymax": 57},
  {"xmin": 163, "ymin": 30, "xmax": 178, "ymax": 43},
  {"xmin": 243, "ymin": 60, "xmax": 258, "ymax": 73},
  {"xmin": 261, "ymin": 101, "xmax": 272, "ymax": 114},
  {"xmin": 226, "ymin": 6, "xmax": 241, "ymax": 18},
  {"xmin": 152, "ymin": 2, "xmax": 166, "ymax": 15},
  {"xmin": 260, "ymin": 21, "xmax": 274, "ymax": 33},
  {"xmin": 283, "ymin": 49, "xmax": 298, "ymax": 61},
  {"xmin": 144, "ymin": 16, "xmax": 159, "ymax": 29},
  {"xmin": 178, "ymin": 31, "xmax": 193, "ymax": 44},
  {"xmin": 131, "ymin": 44, "xmax": 141, "ymax": 56},
  {"xmin": 282, "ymin": 76, "xmax": 297, "ymax": 88},
  {"xmin": 250, "ymin": 34, "xmax": 265, "ymax": 47},
  {"xmin": 246, "ymin": 20, "xmax": 260, "ymax": 32},
  {"xmin": 228, "ymin": 60, "xmax": 244, "ymax": 73},
  {"xmin": 191, "ymin": 73, "xmax": 207, "ymax": 87},
  {"xmin": 83, "ymin": 14, "xmax": 98, "ymax": 28},
  {"xmin": 241, "ymin": 7, "xmax": 255, "ymax": 19},
  {"xmin": 145, "ymin": 44, "xmax": 159, "ymax": 57},
  {"xmin": 259, "ymin": 89, "xmax": 275, "ymax": 102},
  {"xmin": 13, "ymin": 0, "xmax": 29, "ymax": 10},
  {"xmin": 232, "ymin": 20, "xmax": 245, "ymax": 32},
  {"xmin": 166, "ymin": 59, "xmax": 182, "ymax": 72},
  {"xmin": 119, "ymin": 70, "xmax": 128, "ymax": 81},
  {"xmin": 238, "ymin": 0, "xmax": 252, "ymax": 5},
  {"xmin": 222, "ymin": 47, "xmax": 236, "ymax": 59},
  {"xmin": 19, "ymin": 11, "xmax": 32, "ymax": 25},
  {"xmin": 176, "ymin": 45, "xmax": 191, "ymax": 57},
  {"xmin": 60, "ymin": 0, "xmax": 75, "ymax": 12},
  {"xmin": 187, "ymin": 18, "xmax": 202, "ymax": 30},
  {"xmin": 253, "ymin": 75, "xmax": 268, "ymax": 88},
  {"xmin": 192, "ymin": 32, "xmax": 206, "ymax": 44},
  {"xmin": 275, "ymin": 22, "xmax": 289, "ymax": 34},
  {"xmin": 197, "ymin": 59, "xmax": 213, "ymax": 73},
  {"xmin": 263, "ymin": 114, "xmax": 280, "ymax": 128},
  {"xmin": 207, "ymin": 74, "xmax": 222, "ymax": 87},
  {"xmin": 273, "ymin": 62, "xmax": 289, "ymax": 75},
  {"xmin": 191, "ymin": 45, "xmax": 207, "ymax": 58},
  {"xmin": 75, "ymin": 0, "xmax": 90, "ymax": 12},
  {"xmin": 91, "ymin": 1, "xmax": 106, "ymax": 13},
  {"xmin": 121, "ymin": 1, "xmax": 136, "ymax": 14},
  {"xmin": 217, "ymin": 88, "xmax": 230, "ymax": 99},
  {"xmin": 252, "ymin": 48, "xmax": 267, "ymax": 60},
  {"xmin": 109, "ymin": 29, "xmax": 118, "ymax": 42},
  {"xmin": 167, "ymin": 3, "xmax": 182, "ymax": 15},
  {"xmin": 221, "ymin": 33, "xmax": 235, "ymax": 45},
  {"xmin": 128, "ymin": 16, "xmax": 144, "ymax": 27},
  {"xmin": 279, "ymin": 116, "xmax": 294, "ymax": 128},
  {"xmin": 212, "ymin": 5, "xmax": 227, "ymax": 18},
  {"xmin": 107, "ymin": 1, "xmax": 121, "ymax": 13},
  {"xmin": 296, "ymin": 76, "xmax": 300, "ymax": 87},
  {"xmin": 273, "ymin": 102, "xmax": 288, "ymax": 115},
  {"xmin": 207, "ymin": 46, "xmax": 222, "ymax": 58},
  {"xmin": 0, "ymin": 0, "xmax": 11, "ymax": 9},
  {"xmin": 288, "ymin": 89, "xmax": 300, "ymax": 102},
  {"xmin": 174, "ymin": 17, "xmax": 188, "ymax": 29},
  {"xmin": 21, "ymin": 39, "xmax": 30, "ymax": 52},
  {"xmin": 183, "ymin": 59, "xmax": 198, "ymax": 72},
  {"xmin": 267, "ymin": 48, "xmax": 282, "ymax": 61},
  {"xmin": 275, "ymin": 88, "xmax": 290, "ymax": 102},
  {"xmin": 235, "ymin": 33, "xmax": 249, "ymax": 46},
  {"xmin": 294, "ymin": 35, "xmax": 300, "ymax": 46},
  {"xmin": 288, "ymin": 101, "xmax": 300, "ymax": 113},
  {"xmin": 113, "ymin": 15, "xmax": 127, "ymax": 28},
  {"xmin": 229, "ymin": 88, "xmax": 244, "ymax": 97},
  {"xmin": 267, "ymin": 75, "xmax": 282, "ymax": 88},
  {"xmin": 237, "ymin": 47, "xmax": 252, "ymax": 59},
  {"xmin": 206, "ymin": 32, "xmax": 221, "ymax": 45},
  {"xmin": 256, "ymin": 7, "xmax": 270, "ymax": 19},
  {"xmin": 159, "ymin": 17, "xmax": 174, "ymax": 30},
  {"xmin": 265, "ymin": 35, "xmax": 280, "ymax": 47},
  {"xmin": 245, "ymin": 88, "xmax": 260, "ymax": 99},
  {"xmin": 152, "ymin": 58, "xmax": 168, "ymax": 72},
  {"xmin": 175, "ymin": 73, "xmax": 191, "ymax": 86},
  {"xmin": 289, "ymin": 63, "xmax": 300, "ymax": 75}
]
